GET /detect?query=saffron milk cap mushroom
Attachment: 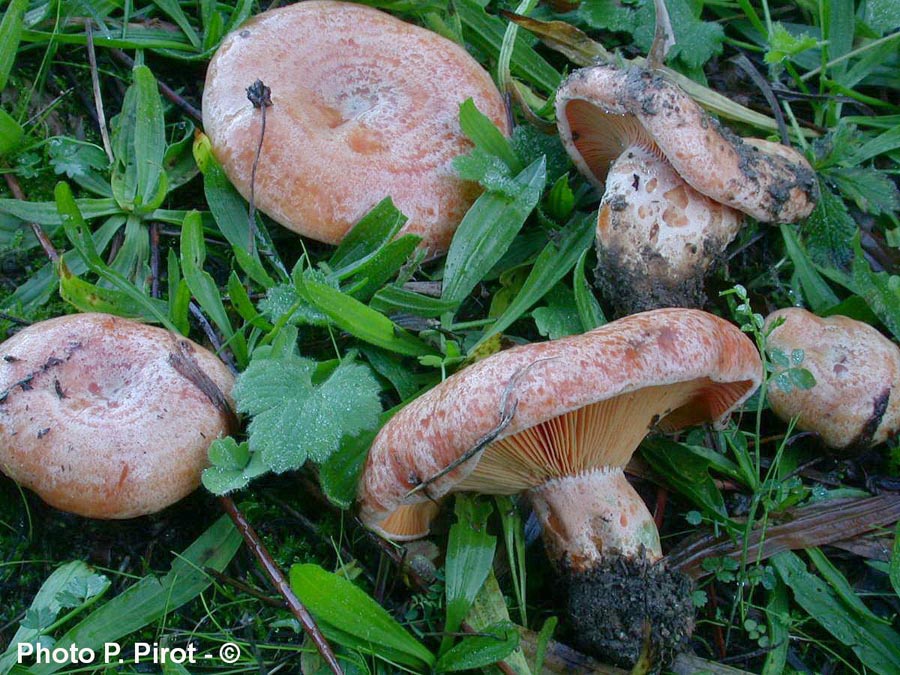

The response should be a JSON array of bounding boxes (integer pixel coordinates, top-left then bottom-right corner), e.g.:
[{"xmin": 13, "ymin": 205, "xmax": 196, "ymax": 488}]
[
  {"xmin": 359, "ymin": 308, "xmax": 762, "ymax": 665},
  {"xmin": 555, "ymin": 64, "xmax": 818, "ymax": 311},
  {"xmin": 764, "ymin": 307, "xmax": 900, "ymax": 450},
  {"xmin": 0, "ymin": 313, "xmax": 235, "ymax": 519},
  {"xmin": 202, "ymin": 0, "xmax": 509, "ymax": 254}
]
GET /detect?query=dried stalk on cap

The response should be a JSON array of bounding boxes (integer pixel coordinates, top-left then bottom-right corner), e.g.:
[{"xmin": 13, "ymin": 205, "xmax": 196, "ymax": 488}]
[{"xmin": 359, "ymin": 308, "xmax": 762, "ymax": 667}]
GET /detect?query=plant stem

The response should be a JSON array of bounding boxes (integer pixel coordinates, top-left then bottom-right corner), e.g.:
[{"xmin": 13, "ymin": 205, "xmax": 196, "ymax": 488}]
[{"xmin": 219, "ymin": 495, "xmax": 344, "ymax": 675}]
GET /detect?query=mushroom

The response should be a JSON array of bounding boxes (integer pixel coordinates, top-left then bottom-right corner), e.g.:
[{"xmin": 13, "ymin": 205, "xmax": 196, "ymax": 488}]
[
  {"xmin": 555, "ymin": 64, "xmax": 818, "ymax": 312},
  {"xmin": 0, "ymin": 313, "xmax": 235, "ymax": 519},
  {"xmin": 202, "ymin": 0, "xmax": 509, "ymax": 254},
  {"xmin": 359, "ymin": 308, "xmax": 762, "ymax": 665},
  {"xmin": 764, "ymin": 307, "xmax": 900, "ymax": 450}
]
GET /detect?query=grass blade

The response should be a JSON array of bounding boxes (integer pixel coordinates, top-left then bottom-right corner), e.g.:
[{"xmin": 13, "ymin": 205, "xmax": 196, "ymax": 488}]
[{"xmin": 442, "ymin": 157, "xmax": 545, "ymax": 306}]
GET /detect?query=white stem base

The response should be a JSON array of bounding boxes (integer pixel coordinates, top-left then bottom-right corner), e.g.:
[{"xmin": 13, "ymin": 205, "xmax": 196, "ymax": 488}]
[{"xmin": 528, "ymin": 467, "xmax": 661, "ymax": 571}]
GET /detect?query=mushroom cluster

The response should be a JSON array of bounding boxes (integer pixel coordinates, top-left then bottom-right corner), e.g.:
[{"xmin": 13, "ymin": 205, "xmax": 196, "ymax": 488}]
[
  {"xmin": 555, "ymin": 64, "xmax": 818, "ymax": 312},
  {"xmin": 359, "ymin": 308, "xmax": 762, "ymax": 665},
  {"xmin": 765, "ymin": 308, "xmax": 900, "ymax": 450},
  {"xmin": 202, "ymin": 0, "xmax": 509, "ymax": 254},
  {"xmin": 0, "ymin": 313, "xmax": 234, "ymax": 519}
]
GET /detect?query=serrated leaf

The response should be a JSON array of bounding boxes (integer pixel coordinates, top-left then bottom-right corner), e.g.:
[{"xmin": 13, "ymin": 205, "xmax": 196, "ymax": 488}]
[
  {"xmin": 765, "ymin": 22, "xmax": 819, "ymax": 65},
  {"xmin": 319, "ymin": 424, "xmax": 381, "ymax": 509},
  {"xmin": 532, "ymin": 284, "xmax": 581, "ymax": 340},
  {"xmin": 824, "ymin": 167, "xmax": 900, "ymax": 216},
  {"xmin": 803, "ymin": 183, "xmax": 856, "ymax": 285},
  {"xmin": 236, "ymin": 352, "xmax": 382, "ymax": 473},
  {"xmin": 201, "ymin": 437, "xmax": 268, "ymax": 495}
]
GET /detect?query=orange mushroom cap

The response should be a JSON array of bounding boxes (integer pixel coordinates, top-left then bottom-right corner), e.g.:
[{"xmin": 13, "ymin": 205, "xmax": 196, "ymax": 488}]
[
  {"xmin": 0, "ymin": 313, "xmax": 235, "ymax": 519},
  {"xmin": 202, "ymin": 0, "xmax": 509, "ymax": 254},
  {"xmin": 765, "ymin": 308, "xmax": 900, "ymax": 450},
  {"xmin": 359, "ymin": 308, "xmax": 762, "ymax": 548},
  {"xmin": 556, "ymin": 64, "xmax": 818, "ymax": 223}
]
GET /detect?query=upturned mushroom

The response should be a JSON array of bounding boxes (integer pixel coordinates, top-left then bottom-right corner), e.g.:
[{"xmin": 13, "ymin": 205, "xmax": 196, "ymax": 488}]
[
  {"xmin": 764, "ymin": 307, "xmax": 900, "ymax": 450},
  {"xmin": 359, "ymin": 308, "xmax": 762, "ymax": 665},
  {"xmin": 555, "ymin": 64, "xmax": 818, "ymax": 312},
  {"xmin": 202, "ymin": 0, "xmax": 509, "ymax": 254},
  {"xmin": 0, "ymin": 313, "xmax": 235, "ymax": 519}
]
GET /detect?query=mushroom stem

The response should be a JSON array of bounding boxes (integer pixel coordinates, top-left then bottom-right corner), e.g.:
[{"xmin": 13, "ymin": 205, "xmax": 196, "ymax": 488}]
[{"xmin": 528, "ymin": 467, "xmax": 661, "ymax": 571}]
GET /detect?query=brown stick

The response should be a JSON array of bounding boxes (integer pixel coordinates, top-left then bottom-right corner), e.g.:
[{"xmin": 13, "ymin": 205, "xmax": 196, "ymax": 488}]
[
  {"xmin": 219, "ymin": 495, "xmax": 343, "ymax": 675},
  {"xmin": 4, "ymin": 174, "xmax": 60, "ymax": 263}
]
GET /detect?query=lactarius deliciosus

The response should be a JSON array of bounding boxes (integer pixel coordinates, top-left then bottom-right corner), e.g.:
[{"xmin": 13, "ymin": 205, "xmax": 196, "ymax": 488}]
[
  {"xmin": 202, "ymin": 0, "xmax": 508, "ymax": 254},
  {"xmin": 359, "ymin": 308, "xmax": 762, "ymax": 666},
  {"xmin": 0, "ymin": 313, "xmax": 234, "ymax": 519},
  {"xmin": 765, "ymin": 307, "xmax": 900, "ymax": 450},
  {"xmin": 555, "ymin": 64, "xmax": 818, "ymax": 312}
]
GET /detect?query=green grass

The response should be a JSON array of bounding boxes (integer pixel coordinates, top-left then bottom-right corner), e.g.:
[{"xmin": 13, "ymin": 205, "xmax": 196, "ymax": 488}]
[{"xmin": 1, "ymin": 0, "xmax": 899, "ymax": 673}]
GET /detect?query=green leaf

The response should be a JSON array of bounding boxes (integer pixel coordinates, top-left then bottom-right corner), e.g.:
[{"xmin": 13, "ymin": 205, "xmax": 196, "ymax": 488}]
[
  {"xmin": 343, "ymin": 235, "xmax": 421, "ymax": 301},
  {"xmin": 319, "ymin": 424, "xmax": 382, "ymax": 509},
  {"xmin": 845, "ymin": 125, "xmax": 900, "ymax": 166},
  {"xmin": 640, "ymin": 438, "xmax": 737, "ymax": 519},
  {"xmin": 235, "ymin": 350, "xmax": 382, "ymax": 473},
  {"xmin": 181, "ymin": 211, "xmax": 247, "ymax": 363},
  {"xmin": 55, "ymin": 183, "xmax": 172, "ymax": 327},
  {"xmin": 152, "ymin": 0, "xmax": 201, "ymax": 49},
  {"xmin": 851, "ymin": 236, "xmax": 900, "ymax": 340},
  {"xmin": 370, "ymin": 286, "xmax": 458, "ymax": 318},
  {"xmin": 297, "ymin": 272, "xmax": 436, "ymax": 357},
  {"xmin": 762, "ymin": 581, "xmax": 790, "ymax": 675},
  {"xmin": 443, "ymin": 496, "xmax": 497, "ymax": 654},
  {"xmin": 780, "ymin": 224, "xmax": 839, "ymax": 313},
  {"xmin": 290, "ymin": 564, "xmax": 435, "ymax": 669},
  {"xmin": 0, "ymin": 108, "xmax": 23, "ymax": 158},
  {"xmin": 0, "ymin": 562, "xmax": 109, "ymax": 674},
  {"xmin": 454, "ymin": 149, "xmax": 520, "ymax": 197},
  {"xmin": 495, "ymin": 497, "xmax": 528, "ymax": 626},
  {"xmin": 110, "ymin": 65, "xmax": 168, "ymax": 215},
  {"xmin": 773, "ymin": 551, "xmax": 900, "ymax": 675},
  {"xmin": 201, "ymin": 437, "xmax": 268, "ymax": 495},
  {"xmin": 435, "ymin": 621, "xmax": 519, "ymax": 672},
  {"xmin": 807, "ymin": 548, "xmax": 891, "ymax": 626},
  {"xmin": 443, "ymin": 158, "xmax": 545, "ymax": 306},
  {"xmin": 532, "ymin": 284, "xmax": 582, "ymax": 340},
  {"xmin": 891, "ymin": 521, "xmax": 900, "ymax": 599},
  {"xmin": 456, "ymin": 0, "xmax": 561, "ymax": 94},
  {"xmin": 824, "ymin": 167, "xmax": 900, "ymax": 216},
  {"xmin": 803, "ymin": 183, "xmax": 856, "ymax": 287},
  {"xmin": 765, "ymin": 22, "xmax": 819, "ymax": 66},
  {"xmin": 47, "ymin": 137, "xmax": 111, "ymax": 197},
  {"xmin": 0, "ymin": 0, "xmax": 26, "ymax": 90},
  {"xmin": 28, "ymin": 517, "xmax": 241, "ymax": 675},
  {"xmin": 574, "ymin": 247, "xmax": 605, "ymax": 331},
  {"xmin": 477, "ymin": 210, "xmax": 594, "ymax": 346},
  {"xmin": 664, "ymin": 0, "xmax": 726, "ymax": 69},
  {"xmin": 865, "ymin": 0, "xmax": 900, "ymax": 34},
  {"xmin": 330, "ymin": 197, "xmax": 408, "ymax": 271},
  {"xmin": 458, "ymin": 98, "xmax": 520, "ymax": 172}
]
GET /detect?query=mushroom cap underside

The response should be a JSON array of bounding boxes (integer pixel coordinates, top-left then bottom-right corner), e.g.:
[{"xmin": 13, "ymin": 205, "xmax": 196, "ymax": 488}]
[
  {"xmin": 555, "ymin": 64, "xmax": 818, "ymax": 223},
  {"xmin": 202, "ymin": 0, "xmax": 509, "ymax": 253},
  {"xmin": 359, "ymin": 308, "xmax": 762, "ymax": 537},
  {"xmin": 0, "ymin": 313, "xmax": 235, "ymax": 519}
]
